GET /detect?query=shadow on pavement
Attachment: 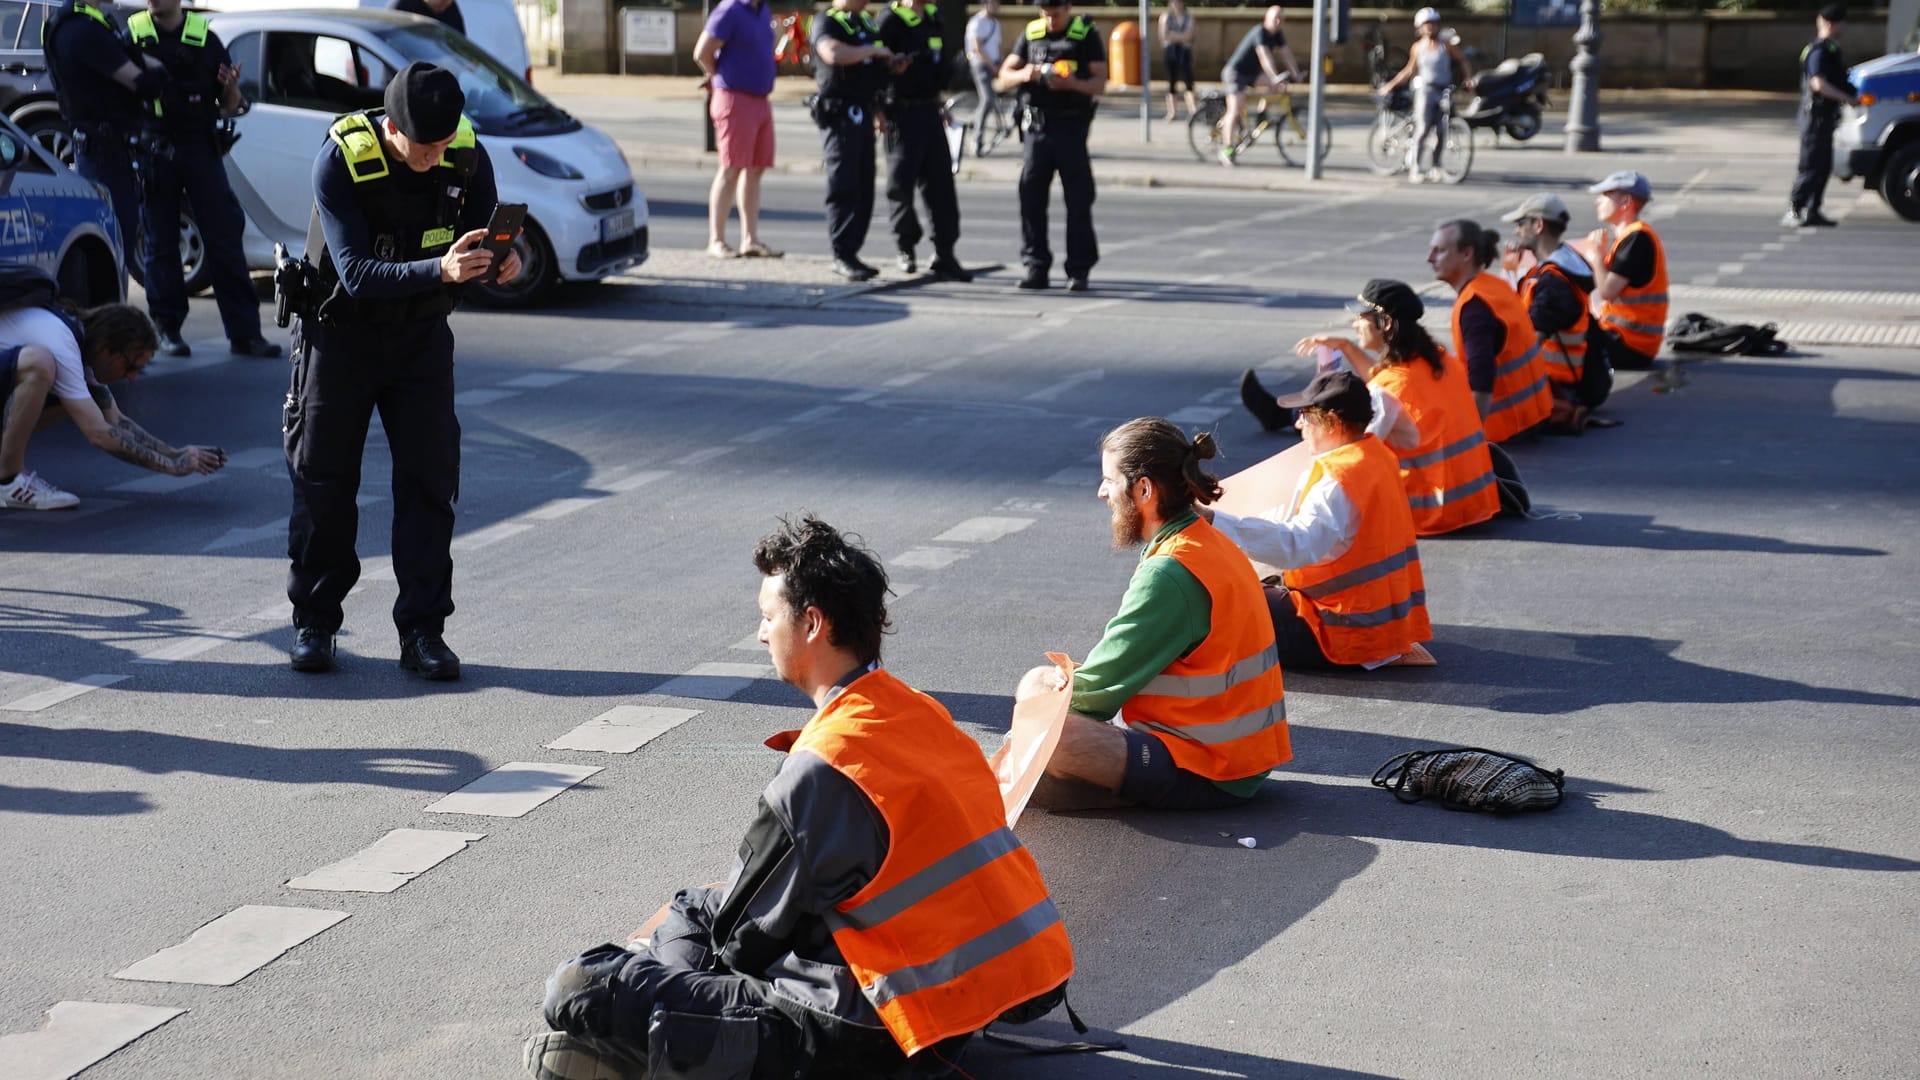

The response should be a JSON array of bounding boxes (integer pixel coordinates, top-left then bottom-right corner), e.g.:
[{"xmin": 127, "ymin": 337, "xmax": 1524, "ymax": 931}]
[
  {"xmin": 975, "ymin": 1024, "xmax": 1397, "ymax": 1079},
  {"xmin": 645, "ymin": 197, "xmax": 822, "ymax": 224},
  {"xmin": 1475, "ymin": 510, "xmax": 1887, "ymax": 555}
]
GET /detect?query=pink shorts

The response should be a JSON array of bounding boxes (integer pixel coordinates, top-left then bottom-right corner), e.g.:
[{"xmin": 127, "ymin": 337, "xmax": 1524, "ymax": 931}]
[{"xmin": 712, "ymin": 88, "xmax": 775, "ymax": 170}]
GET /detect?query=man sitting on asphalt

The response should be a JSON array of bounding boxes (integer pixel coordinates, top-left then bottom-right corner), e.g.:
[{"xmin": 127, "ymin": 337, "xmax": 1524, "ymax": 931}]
[
  {"xmin": 1503, "ymin": 192, "xmax": 1613, "ymax": 432},
  {"xmin": 1218, "ymin": 5, "xmax": 1302, "ymax": 166},
  {"xmin": 1574, "ymin": 170, "xmax": 1669, "ymax": 372},
  {"xmin": 1, "ymin": 270, "xmax": 226, "ymax": 510},
  {"xmin": 1428, "ymin": 217, "xmax": 1551, "ymax": 443},
  {"xmin": 526, "ymin": 515, "xmax": 1075, "ymax": 1080},
  {"xmin": 1207, "ymin": 371, "xmax": 1434, "ymax": 671},
  {"xmin": 1019, "ymin": 417, "xmax": 1290, "ymax": 810}
]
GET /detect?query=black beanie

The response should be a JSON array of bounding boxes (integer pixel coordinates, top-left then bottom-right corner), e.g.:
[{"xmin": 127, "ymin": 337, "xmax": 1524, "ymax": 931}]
[{"xmin": 385, "ymin": 62, "xmax": 465, "ymax": 143}]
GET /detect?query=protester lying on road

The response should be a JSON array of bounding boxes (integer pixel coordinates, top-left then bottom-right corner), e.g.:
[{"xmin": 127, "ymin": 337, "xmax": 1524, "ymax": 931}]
[
  {"xmin": 1428, "ymin": 218, "xmax": 1552, "ymax": 444},
  {"xmin": 1016, "ymin": 418, "xmax": 1290, "ymax": 811},
  {"xmin": 526, "ymin": 516, "xmax": 1076, "ymax": 1080},
  {"xmin": 1205, "ymin": 370, "xmax": 1435, "ymax": 671},
  {"xmin": 1, "ymin": 278, "xmax": 226, "ymax": 511}
]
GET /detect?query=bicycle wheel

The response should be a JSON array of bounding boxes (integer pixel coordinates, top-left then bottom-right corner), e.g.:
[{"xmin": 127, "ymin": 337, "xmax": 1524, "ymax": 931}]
[
  {"xmin": 1275, "ymin": 110, "xmax": 1334, "ymax": 167},
  {"xmin": 1367, "ymin": 113, "xmax": 1410, "ymax": 175},
  {"xmin": 1188, "ymin": 100, "xmax": 1227, "ymax": 162},
  {"xmin": 1438, "ymin": 116, "xmax": 1473, "ymax": 184}
]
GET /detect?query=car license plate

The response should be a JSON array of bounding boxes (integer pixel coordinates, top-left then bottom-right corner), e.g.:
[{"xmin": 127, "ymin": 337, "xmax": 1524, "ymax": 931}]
[{"xmin": 601, "ymin": 210, "xmax": 634, "ymax": 243}]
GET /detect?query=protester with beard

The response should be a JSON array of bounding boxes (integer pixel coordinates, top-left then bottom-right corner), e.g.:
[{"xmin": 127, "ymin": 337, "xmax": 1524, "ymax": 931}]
[{"xmin": 1016, "ymin": 417, "xmax": 1290, "ymax": 811}]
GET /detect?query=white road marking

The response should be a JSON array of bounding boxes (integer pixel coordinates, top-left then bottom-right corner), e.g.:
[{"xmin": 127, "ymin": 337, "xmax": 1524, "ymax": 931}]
[
  {"xmin": 547, "ymin": 705, "xmax": 703, "ymax": 753},
  {"xmin": 603, "ymin": 469, "xmax": 671, "ymax": 492},
  {"xmin": 1023, "ymin": 369, "xmax": 1103, "ymax": 402},
  {"xmin": 893, "ymin": 546, "xmax": 971, "ymax": 570},
  {"xmin": 1, "ymin": 675, "xmax": 129, "ymax": 713},
  {"xmin": 248, "ymin": 600, "xmax": 294, "ymax": 622},
  {"xmin": 1716, "ymin": 262, "xmax": 1746, "ymax": 276},
  {"xmin": 932, "ymin": 517, "xmax": 1035, "ymax": 544},
  {"xmin": 451, "ymin": 522, "xmax": 533, "ymax": 551},
  {"xmin": 998, "ymin": 498, "xmax": 1049, "ymax": 512},
  {"xmin": 883, "ymin": 372, "xmax": 927, "ymax": 388},
  {"xmin": 840, "ymin": 387, "xmax": 884, "ymax": 403},
  {"xmin": 0, "ymin": 1001, "xmax": 185, "ymax": 1080},
  {"xmin": 563, "ymin": 355, "xmax": 630, "ymax": 373},
  {"xmin": 133, "ymin": 634, "xmax": 239, "ymax": 665},
  {"xmin": 107, "ymin": 472, "xmax": 222, "ymax": 495},
  {"xmin": 1045, "ymin": 465, "xmax": 1100, "ymax": 487},
  {"xmin": 664, "ymin": 327, "xmax": 731, "ymax": 343},
  {"xmin": 203, "ymin": 518, "xmax": 287, "ymax": 553},
  {"xmin": 113, "ymin": 905, "xmax": 349, "ymax": 986},
  {"xmin": 454, "ymin": 388, "xmax": 521, "ymax": 407},
  {"xmin": 500, "ymin": 372, "xmax": 581, "ymax": 389},
  {"xmin": 619, "ymin": 342, "xmax": 673, "ymax": 358},
  {"xmin": 424, "ymin": 762, "xmax": 603, "ymax": 817},
  {"xmin": 733, "ymin": 425, "xmax": 786, "ymax": 443},
  {"xmin": 356, "ymin": 558, "xmax": 397, "ymax": 586},
  {"xmin": 672, "ymin": 446, "xmax": 736, "ymax": 467},
  {"xmin": 1761, "ymin": 242, "xmax": 1786, "ymax": 252},
  {"xmin": 1199, "ymin": 387, "xmax": 1233, "ymax": 404},
  {"xmin": 785, "ymin": 405, "xmax": 841, "ymax": 423},
  {"xmin": 523, "ymin": 497, "xmax": 602, "ymax": 520},
  {"xmin": 1166, "ymin": 405, "xmax": 1232, "ymax": 424},
  {"xmin": 649, "ymin": 662, "xmax": 775, "ymax": 701},
  {"xmin": 224, "ymin": 447, "xmax": 285, "ymax": 470},
  {"xmin": 287, "ymin": 829, "xmax": 484, "ymax": 893}
]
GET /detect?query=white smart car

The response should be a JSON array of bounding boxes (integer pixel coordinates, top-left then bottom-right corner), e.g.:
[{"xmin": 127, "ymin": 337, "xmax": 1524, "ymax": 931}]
[{"xmin": 204, "ymin": 8, "xmax": 645, "ymax": 305}]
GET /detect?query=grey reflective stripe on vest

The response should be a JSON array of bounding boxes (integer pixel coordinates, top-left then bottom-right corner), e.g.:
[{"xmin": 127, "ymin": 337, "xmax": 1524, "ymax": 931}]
[
  {"xmin": 1400, "ymin": 430, "xmax": 1485, "ymax": 471},
  {"xmin": 1141, "ymin": 647, "xmax": 1278, "ymax": 699},
  {"xmin": 1298, "ymin": 543, "xmax": 1419, "ymax": 601},
  {"xmin": 1609, "ymin": 291, "xmax": 1667, "ymax": 306},
  {"xmin": 834, "ymin": 827, "xmax": 1023, "ymax": 932},
  {"xmin": 1408, "ymin": 469, "xmax": 1496, "ymax": 508},
  {"xmin": 1489, "ymin": 374, "xmax": 1548, "ymax": 416},
  {"xmin": 1319, "ymin": 590, "xmax": 1426, "ymax": 628},
  {"xmin": 1495, "ymin": 341, "xmax": 1541, "ymax": 377},
  {"xmin": 1129, "ymin": 695, "xmax": 1287, "ymax": 747},
  {"xmin": 863, "ymin": 897, "xmax": 1063, "ymax": 1006},
  {"xmin": 1601, "ymin": 312, "xmax": 1666, "ymax": 337}
]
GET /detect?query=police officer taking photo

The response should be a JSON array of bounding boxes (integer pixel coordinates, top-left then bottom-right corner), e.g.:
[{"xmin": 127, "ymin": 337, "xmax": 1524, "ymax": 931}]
[
  {"xmin": 997, "ymin": 0, "xmax": 1106, "ymax": 292},
  {"xmin": 810, "ymin": 0, "xmax": 893, "ymax": 281},
  {"xmin": 127, "ymin": 0, "xmax": 281, "ymax": 359},
  {"xmin": 1783, "ymin": 3, "xmax": 1859, "ymax": 229},
  {"xmin": 41, "ymin": 0, "xmax": 165, "ymax": 270},
  {"xmin": 874, "ymin": 0, "xmax": 970, "ymax": 280},
  {"xmin": 282, "ymin": 62, "xmax": 519, "ymax": 679}
]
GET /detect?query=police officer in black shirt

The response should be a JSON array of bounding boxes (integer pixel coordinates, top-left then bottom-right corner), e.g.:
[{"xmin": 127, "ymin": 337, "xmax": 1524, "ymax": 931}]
[
  {"xmin": 42, "ymin": 0, "xmax": 164, "ymax": 271},
  {"xmin": 126, "ymin": 0, "xmax": 281, "ymax": 359},
  {"xmin": 1784, "ymin": 3, "xmax": 1859, "ymax": 228},
  {"xmin": 875, "ymin": 0, "xmax": 970, "ymax": 280},
  {"xmin": 997, "ymin": 0, "xmax": 1105, "ymax": 291},
  {"xmin": 282, "ymin": 63, "xmax": 519, "ymax": 678},
  {"xmin": 811, "ymin": 0, "xmax": 894, "ymax": 281},
  {"xmin": 388, "ymin": 0, "xmax": 465, "ymax": 35}
]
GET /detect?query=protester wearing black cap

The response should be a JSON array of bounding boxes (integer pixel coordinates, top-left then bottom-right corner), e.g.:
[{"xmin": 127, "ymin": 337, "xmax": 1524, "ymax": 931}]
[
  {"xmin": 1785, "ymin": 4, "xmax": 1859, "ymax": 228},
  {"xmin": 1209, "ymin": 370, "xmax": 1435, "ymax": 671},
  {"xmin": 996, "ymin": 0, "xmax": 1106, "ymax": 291},
  {"xmin": 282, "ymin": 61, "xmax": 519, "ymax": 679}
]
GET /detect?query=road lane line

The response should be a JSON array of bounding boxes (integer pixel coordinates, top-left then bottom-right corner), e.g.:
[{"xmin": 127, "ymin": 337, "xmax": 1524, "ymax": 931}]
[
  {"xmin": 563, "ymin": 355, "xmax": 630, "ymax": 372},
  {"xmin": 883, "ymin": 372, "xmax": 927, "ymax": 388},
  {"xmin": 785, "ymin": 405, "xmax": 841, "ymax": 423},
  {"xmin": 451, "ymin": 522, "xmax": 534, "ymax": 552},
  {"xmin": 672, "ymin": 446, "xmax": 736, "ymax": 467},
  {"xmin": 603, "ymin": 469, "xmax": 671, "ymax": 492},
  {"xmin": 424, "ymin": 763, "xmax": 602, "ymax": 817},
  {"xmin": 133, "ymin": 634, "xmax": 240, "ymax": 665},
  {"xmin": 107, "ymin": 472, "xmax": 222, "ymax": 495},
  {"xmin": 454, "ymin": 388, "xmax": 521, "ymax": 407},
  {"xmin": 1024, "ymin": 369, "xmax": 1103, "ymax": 402},
  {"xmin": 203, "ymin": 518, "xmax": 288, "ymax": 553},
  {"xmin": 840, "ymin": 387, "xmax": 884, "ymax": 403},
  {"xmin": 547, "ymin": 705, "xmax": 704, "ymax": 753},
  {"xmin": 649, "ymin": 662, "xmax": 775, "ymax": 701},
  {"xmin": 288, "ymin": 829, "xmax": 485, "ymax": 893},
  {"xmin": 1166, "ymin": 405, "xmax": 1232, "ymax": 424},
  {"xmin": 113, "ymin": 906, "xmax": 349, "ymax": 986},
  {"xmin": 501, "ymin": 372, "xmax": 581, "ymax": 389},
  {"xmin": 523, "ymin": 497, "xmax": 602, "ymax": 520},
  {"xmin": 892, "ymin": 547, "xmax": 970, "ymax": 570},
  {"xmin": 0, "ymin": 1001, "xmax": 186, "ymax": 1080},
  {"xmin": 733, "ymin": 425, "xmax": 786, "ymax": 443},
  {"xmin": 1, "ymin": 675, "xmax": 130, "ymax": 713},
  {"xmin": 249, "ymin": 600, "xmax": 295, "ymax": 622},
  {"xmin": 932, "ymin": 517, "xmax": 1035, "ymax": 544}
]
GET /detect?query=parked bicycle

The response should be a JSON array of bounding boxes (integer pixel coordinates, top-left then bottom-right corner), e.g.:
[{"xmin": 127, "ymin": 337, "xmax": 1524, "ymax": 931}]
[
  {"xmin": 1188, "ymin": 80, "xmax": 1332, "ymax": 168},
  {"xmin": 1367, "ymin": 85, "xmax": 1471, "ymax": 183},
  {"xmin": 944, "ymin": 90, "xmax": 1022, "ymax": 174}
]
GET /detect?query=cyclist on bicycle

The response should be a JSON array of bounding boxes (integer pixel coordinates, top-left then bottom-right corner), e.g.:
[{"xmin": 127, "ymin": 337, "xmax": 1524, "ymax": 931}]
[
  {"xmin": 1219, "ymin": 5, "xmax": 1302, "ymax": 166},
  {"xmin": 1378, "ymin": 7, "xmax": 1471, "ymax": 183}
]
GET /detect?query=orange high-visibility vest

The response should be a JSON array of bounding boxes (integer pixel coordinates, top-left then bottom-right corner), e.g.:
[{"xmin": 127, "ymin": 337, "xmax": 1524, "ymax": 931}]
[
  {"xmin": 790, "ymin": 669, "xmax": 1074, "ymax": 1056},
  {"xmin": 1369, "ymin": 354, "xmax": 1501, "ymax": 536},
  {"xmin": 1522, "ymin": 260, "xmax": 1592, "ymax": 387},
  {"xmin": 1123, "ymin": 517, "xmax": 1291, "ymax": 781},
  {"xmin": 1597, "ymin": 220, "xmax": 1669, "ymax": 359},
  {"xmin": 1453, "ymin": 272, "xmax": 1551, "ymax": 443},
  {"xmin": 1283, "ymin": 435, "xmax": 1432, "ymax": 665}
]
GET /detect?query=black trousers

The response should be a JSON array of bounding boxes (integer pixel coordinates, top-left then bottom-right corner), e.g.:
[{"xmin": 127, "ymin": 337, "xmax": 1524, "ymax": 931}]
[
  {"xmin": 821, "ymin": 110, "xmax": 876, "ymax": 260},
  {"xmin": 884, "ymin": 105, "xmax": 960, "ymax": 258},
  {"xmin": 74, "ymin": 141, "xmax": 141, "ymax": 271},
  {"xmin": 1018, "ymin": 115, "xmax": 1098, "ymax": 278},
  {"xmin": 1790, "ymin": 106, "xmax": 1838, "ymax": 215},
  {"xmin": 141, "ymin": 140, "xmax": 262, "ymax": 341},
  {"xmin": 284, "ymin": 317, "xmax": 459, "ymax": 638},
  {"xmin": 1264, "ymin": 586, "xmax": 1350, "ymax": 672}
]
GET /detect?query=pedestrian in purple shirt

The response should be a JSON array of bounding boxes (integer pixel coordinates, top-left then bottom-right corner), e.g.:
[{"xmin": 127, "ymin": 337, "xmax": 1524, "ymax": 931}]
[{"xmin": 695, "ymin": 0, "xmax": 781, "ymax": 258}]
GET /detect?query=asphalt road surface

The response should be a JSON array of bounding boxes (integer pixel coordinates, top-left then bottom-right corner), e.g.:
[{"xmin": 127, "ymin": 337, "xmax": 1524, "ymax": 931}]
[{"xmin": 3, "ymin": 134, "xmax": 1917, "ymax": 1080}]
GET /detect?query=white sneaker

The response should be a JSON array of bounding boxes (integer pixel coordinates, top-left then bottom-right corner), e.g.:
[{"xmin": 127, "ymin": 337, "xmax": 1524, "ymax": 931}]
[
  {"xmin": 2, "ymin": 470, "xmax": 80, "ymax": 511},
  {"xmin": 1406, "ymin": 168, "xmax": 1426, "ymax": 184}
]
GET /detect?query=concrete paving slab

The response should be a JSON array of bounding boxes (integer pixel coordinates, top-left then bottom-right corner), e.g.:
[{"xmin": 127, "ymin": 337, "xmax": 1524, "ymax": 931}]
[
  {"xmin": 0, "ymin": 1002, "xmax": 185, "ymax": 1080},
  {"xmin": 422, "ymin": 763, "xmax": 603, "ymax": 818},
  {"xmin": 113, "ymin": 905, "xmax": 349, "ymax": 986},
  {"xmin": 546, "ymin": 705, "xmax": 703, "ymax": 753},
  {"xmin": 287, "ymin": 829, "xmax": 485, "ymax": 893}
]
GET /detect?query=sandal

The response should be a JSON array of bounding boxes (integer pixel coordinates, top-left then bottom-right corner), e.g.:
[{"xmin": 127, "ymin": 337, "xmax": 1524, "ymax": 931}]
[
  {"xmin": 741, "ymin": 241, "xmax": 784, "ymax": 259},
  {"xmin": 706, "ymin": 240, "xmax": 740, "ymax": 259}
]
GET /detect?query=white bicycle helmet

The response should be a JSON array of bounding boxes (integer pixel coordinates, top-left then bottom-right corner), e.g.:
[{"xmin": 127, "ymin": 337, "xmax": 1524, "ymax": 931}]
[{"xmin": 1414, "ymin": 7, "xmax": 1441, "ymax": 26}]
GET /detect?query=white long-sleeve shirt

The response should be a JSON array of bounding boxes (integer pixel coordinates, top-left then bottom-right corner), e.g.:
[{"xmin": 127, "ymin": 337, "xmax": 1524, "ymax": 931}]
[
  {"xmin": 1211, "ymin": 450, "xmax": 1363, "ymax": 578},
  {"xmin": 1367, "ymin": 383, "xmax": 1422, "ymax": 451}
]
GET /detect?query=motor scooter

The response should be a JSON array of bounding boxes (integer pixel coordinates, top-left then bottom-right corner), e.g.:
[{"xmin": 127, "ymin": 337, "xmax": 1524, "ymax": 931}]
[{"xmin": 1459, "ymin": 51, "xmax": 1552, "ymax": 141}]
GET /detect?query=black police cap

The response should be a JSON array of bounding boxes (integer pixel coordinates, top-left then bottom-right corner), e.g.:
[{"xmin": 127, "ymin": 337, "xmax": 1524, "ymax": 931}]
[
  {"xmin": 385, "ymin": 62, "xmax": 465, "ymax": 144},
  {"xmin": 1818, "ymin": 4, "xmax": 1847, "ymax": 22}
]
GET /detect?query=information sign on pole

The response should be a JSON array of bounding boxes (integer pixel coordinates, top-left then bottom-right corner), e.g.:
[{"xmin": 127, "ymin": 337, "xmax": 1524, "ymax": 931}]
[{"xmin": 622, "ymin": 9, "xmax": 678, "ymax": 57}]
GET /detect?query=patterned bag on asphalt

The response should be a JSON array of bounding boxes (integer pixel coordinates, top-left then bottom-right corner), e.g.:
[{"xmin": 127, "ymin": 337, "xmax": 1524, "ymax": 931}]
[{"xmin": 1371, "ymin": 747, "xmax": 1564, "ymax": 813}]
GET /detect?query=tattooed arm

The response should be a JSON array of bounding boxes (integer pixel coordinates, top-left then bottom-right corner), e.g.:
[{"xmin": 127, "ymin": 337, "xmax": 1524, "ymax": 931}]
[{"xmin": 51, "ymin": 384, "xmax": 227, "ymax": 476}]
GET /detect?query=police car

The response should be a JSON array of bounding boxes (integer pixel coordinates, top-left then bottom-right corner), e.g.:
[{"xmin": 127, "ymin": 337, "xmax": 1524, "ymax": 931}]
[
  {"xmin": 203, "ymin": 8, "xmax": 646, "ymax": 306},
  {"xmin": 0, "ymin": 111, "xmax": 124, "ymax": 304},
  {"xmin": 1833, "ymin": 46, "xmax": 1920, "ymax": 222}
]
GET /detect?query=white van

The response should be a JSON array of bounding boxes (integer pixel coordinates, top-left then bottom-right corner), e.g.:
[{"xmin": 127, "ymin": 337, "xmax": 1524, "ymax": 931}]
[{"xmin": 203, "ymin": 0, "xmax": 532, "ymax": 81}]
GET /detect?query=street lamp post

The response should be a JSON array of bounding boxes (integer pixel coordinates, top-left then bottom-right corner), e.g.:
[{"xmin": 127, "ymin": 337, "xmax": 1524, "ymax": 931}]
[{"xmin": 1563, "ymin": 0, "xmax": 1602, "ymax": 152}]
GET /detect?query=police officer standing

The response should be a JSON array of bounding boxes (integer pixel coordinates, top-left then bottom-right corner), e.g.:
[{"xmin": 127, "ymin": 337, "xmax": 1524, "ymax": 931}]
[
  {"xmin": 126, "ymin": 0, "xmax": 281, "ymax": 359},
  {"xmin": 283, "ymin": 63, "xmax": 519, "ymax": 678},
  {"xmin": 811, "ymin": 0, "xmax": 893, "ymax": 281},
  {"xmin": 41, "ymin": 0, "xmax": 163, "ymax": 271},
  {"xmin": 1784, "ymin": 3, "xmax": 1859, "ymax": 228},
  {"xmin": 997, "ymin": 0, "xmax": 1105, "ymax": 291},
  {"xmin": 875, "ymin": 0, "xmax": 970, "ymax": 280}
]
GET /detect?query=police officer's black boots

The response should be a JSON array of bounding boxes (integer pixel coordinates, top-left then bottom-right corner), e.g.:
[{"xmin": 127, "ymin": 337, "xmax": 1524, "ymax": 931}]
[
  {"xmin": 929, "ymin": 251, "xmax": 972, "ymax": 282},
  {"xmin": 1019, "ymin": 267, "xmax": 1050, "ymax": 290},
  {"xmin": 400, "ymin": 632, "xmax": 461, "ymax": 681},
  {"xmin": 290, "ymin": 628, "xmax": 336, "ymax": 673},
  {"xmin": 157, "ymin": 328, "xmax": 191, "ymax": 357},
  {"xmin": 897, "ymin": 248, "xmax": 917, "ymax": 273}
]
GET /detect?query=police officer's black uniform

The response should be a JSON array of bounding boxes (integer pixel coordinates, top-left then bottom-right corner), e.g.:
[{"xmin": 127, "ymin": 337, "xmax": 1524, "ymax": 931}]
[
  {"xmin": 42, "ymin": 0, "xmax": 157, "ymax": 271},
  {"xmin": 125, "ymin": 8, "xmax": 279, "ymax": 358},
  {"xmin": 1787, "ymin": 8, "xmax": 1855, "ymax": 227},
  {"xmin": 874, "ymin": 0, "xmax": 968, "ymax": 279},
  {"xmin": 1011, "ymin": 4, "xmax": 1103, "ymax": 290},
  {"xmin": 811, "ymin": 2, "xmax": 885, "ymax": 280},
  {"xmin": 282, "ymin": 63, "xmax": 497, "ymax": 679}
]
